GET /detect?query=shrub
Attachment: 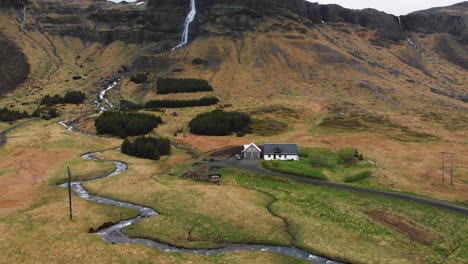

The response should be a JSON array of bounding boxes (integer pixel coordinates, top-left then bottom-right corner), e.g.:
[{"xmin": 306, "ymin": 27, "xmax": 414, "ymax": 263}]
[
  {"xmin": 144, "ymin": 97, "xmax": 219, "ymax": 109},
  {"xmin": 95, "ymin": 111, "xmax": 162, "ymax": 138},
  {"xmin": 344, "ymin": 169, "xmax": 372, "ymax": 183},
  {"xmin": 338, "ymin": 148, "xmax": 358, "ymax": 166},
  {"xmin": 0, "ymin": 107, "xmax": 29, "ymax": 122},
  {"xmin": 63, "ymin": 91, "xmax": 86, "ymax": 104},
  {"xmin": 120, "ymin": 100, "xmax": 142, "ymax": 111},
  {"xmin": 189, "ymin": 110, "xmax": 251, "ymax": 136},
  {"xmin": 40, "ymin": 90, "xmax": 86, "ymax": 106},
  {"xmin": 157, "ymin": 78, "xmax": 213, "ymax": 94},
  {"xmin": 121, "ymin": 136, "xmax": 171, "ymax": 160},
  {"xmin": 40, "ymin": 94, "xmax": 63, "ymax": 106},
  {"xmin": 31, "ymin": 109, "xmax": 41, "ymax": 118},
  {"xmin": 47, "ymin": 108, "xmax": 59, "ymax": 118},
  {"xmin": 130, "ymin": 73, "xmax": 148, "ymax": 84},
  {"xmin": 308, "ymin": 149, "xmax": 329, "ymax": 167}
]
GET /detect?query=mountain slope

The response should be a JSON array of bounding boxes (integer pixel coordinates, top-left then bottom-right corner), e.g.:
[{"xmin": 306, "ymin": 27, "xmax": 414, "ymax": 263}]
[{"xmin": 0, "ymin": 0, "xmax": 466, "ymax": 202}]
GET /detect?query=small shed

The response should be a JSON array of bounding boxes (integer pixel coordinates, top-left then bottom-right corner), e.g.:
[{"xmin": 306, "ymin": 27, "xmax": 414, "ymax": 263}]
[
  {"xmin": 263, "ymin": 143, "xmax": 299, "ymax": 161},
  {"xmin": 242, "ymin": 143, "xmax": 262, "ymax": 160}
]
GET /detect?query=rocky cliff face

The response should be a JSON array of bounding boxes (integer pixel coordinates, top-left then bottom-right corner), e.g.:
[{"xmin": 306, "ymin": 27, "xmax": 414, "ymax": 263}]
[
  {"xmin": 34, "ymin": 0, "xmax": 187, "ymax": 44},
  {"xmin": 0, "ymin": 0, "xmax": 407, "ymax": 45},
  {"xmin": 318, "ymin": 5, "xmax": 404, "ymax": 41},
  {"xmin": 0, "ymin": 0, "xmax": 26, "ymax": 9},
  {"xmin": 401, "ymin": 2, "xmax": 467, "ymax": 43},
  {"xmin": 399, "ymin": 2, "xmax": 467, "ymax": 69},
  {"xmin": 0, "ymin": 0, "xmax": 465, "ymax": 47}
]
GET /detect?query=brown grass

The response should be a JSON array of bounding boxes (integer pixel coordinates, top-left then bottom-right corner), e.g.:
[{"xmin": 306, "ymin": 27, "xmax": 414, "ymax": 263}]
[{"xmin": 85, "ymin": 150, "xmax": 292, "ymax": 248}]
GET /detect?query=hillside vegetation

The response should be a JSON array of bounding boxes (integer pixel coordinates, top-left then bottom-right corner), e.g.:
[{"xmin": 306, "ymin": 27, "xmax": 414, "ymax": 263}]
[{"xmin": 0, "ymin": 1, "xmax": 467, "ymax": 263}]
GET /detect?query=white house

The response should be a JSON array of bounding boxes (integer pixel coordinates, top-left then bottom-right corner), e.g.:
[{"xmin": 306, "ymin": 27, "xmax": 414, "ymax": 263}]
[
  {"xmin": 242, "ymin": 143, "xmax": 262, "ymax": 160},
  {"xmin": 263, "ymin": 143, "xmax": 299, "ymax": 161}
]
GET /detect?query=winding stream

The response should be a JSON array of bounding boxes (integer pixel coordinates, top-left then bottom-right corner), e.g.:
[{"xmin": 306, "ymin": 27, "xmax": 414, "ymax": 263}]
[
  {"xmin": 94, "ymin": 76, "xmax": 123, "ymax": 113},
  {"xmin": 58, "ymin": 151, "xmax": 338, "ymax": 263}
]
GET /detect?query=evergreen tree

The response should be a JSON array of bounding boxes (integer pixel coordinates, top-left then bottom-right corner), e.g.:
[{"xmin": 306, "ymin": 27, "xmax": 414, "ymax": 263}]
[
  {"xmin": 188, "ymin": 110, "xmax": 251, "ymax": 136},
  {"xmin": 95, "ymin": 111, "xmax": 162, "ymax": 138},
  {"xmin": 0, "ymin": 108, "xmax": 30, "ymax": 122},
  {"xmin": 121, "ymin": 136, "xmax": 170, "ymax": 160}
]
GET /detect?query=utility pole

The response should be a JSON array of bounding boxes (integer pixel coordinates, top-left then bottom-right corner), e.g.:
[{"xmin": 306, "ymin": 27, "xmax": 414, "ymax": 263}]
[
  {"xmin": 67, "ymin": 166, "xmax": 73, "ymax": 220},
  {"xmin": 439, "ymin": 152, "xmax": 455, "ymax": 185},
  {"xmin": 439, "ymin": 151, "xmax": 445, "ymax": 183},
  {"xmin": 447, "ymin": 153, "xmax": 455, "ymax": 185},
  {"xmin": 450, "ymin": 153, "xmax": 454, "ymax": 185}
]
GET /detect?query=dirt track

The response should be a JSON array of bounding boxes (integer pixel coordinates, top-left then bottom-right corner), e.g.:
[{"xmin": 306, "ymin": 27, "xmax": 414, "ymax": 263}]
[
  {"xmin": 367, "ymin": 211, "xmax": 436, "ymax": 243},
  {"xmin": 0, "ymin": 119, "xmax": 37, "ymax": 148}
]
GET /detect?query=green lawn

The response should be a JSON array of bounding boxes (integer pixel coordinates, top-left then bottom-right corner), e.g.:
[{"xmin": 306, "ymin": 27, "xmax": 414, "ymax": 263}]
[
  {"xmin": 262, "ymin": 159, "xmax": 328, "ymax": 181},
  {"xmin": 261, "ymin": 148, "xmax": 374, "ymax": 184}
]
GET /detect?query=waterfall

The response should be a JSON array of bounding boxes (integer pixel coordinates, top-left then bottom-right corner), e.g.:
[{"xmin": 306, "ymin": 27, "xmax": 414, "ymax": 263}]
[
  {"xmin": 18, "ymin": 2, "xmax": 27, "ymax": 31},
  {"xmin": 172, "ymin": 0, "xmax": 196, "ymax": 50},
  {"xmin": 398, "ymin": 16, "xmax": 401, "ymax": 25},
  {"xmin": 81, "ymin": 15, "xmax": 86, "ymax": 33}
]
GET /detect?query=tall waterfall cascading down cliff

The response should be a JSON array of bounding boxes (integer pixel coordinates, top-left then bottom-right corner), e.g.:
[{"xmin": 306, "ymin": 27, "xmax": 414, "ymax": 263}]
[
  {"xmin": 18, "ymin": 1, "xmax": 27, "ymax": 31},
  {"xmin": 172, "ymin": 0, "xmax": 196, "ymax": 50}
]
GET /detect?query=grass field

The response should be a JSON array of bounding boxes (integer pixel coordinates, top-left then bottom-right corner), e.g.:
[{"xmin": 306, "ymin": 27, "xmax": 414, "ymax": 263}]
[
  {"xmin": 227, "ymin": 168, "xmax": 468, "ymax": 263},
  {"xmin": 83, "ymin": 151, "xmax": 468, "ymax": 264},
  {"xmin": 0, "ymin": 120, "xmax": 308, "ymax": 264}
]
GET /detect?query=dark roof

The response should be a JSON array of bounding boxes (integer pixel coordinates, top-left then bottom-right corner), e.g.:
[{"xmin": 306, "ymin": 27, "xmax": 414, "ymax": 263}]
[{"xmin": 263, "ymin": 143, "xmax": 298, "ymax": 154}]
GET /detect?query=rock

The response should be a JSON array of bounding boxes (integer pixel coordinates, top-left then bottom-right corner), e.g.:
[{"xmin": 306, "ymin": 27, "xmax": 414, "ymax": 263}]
[
  {"xmin": 192, "ymin": 58, "xmax": 207, "ymax": 65},
  {"xmin": 95, "ymin": 222, "xmax": 115, "ymax": 231}
]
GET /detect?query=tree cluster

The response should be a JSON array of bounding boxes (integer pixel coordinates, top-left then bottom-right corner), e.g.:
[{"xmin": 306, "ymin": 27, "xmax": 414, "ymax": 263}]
[
  {"xmin": 121, "ymin": 136, "xmax": 171, "ymax": 160},
  {"xmin": 120, "ymin": 100, "xmax": 142, "ymax": 111},
  {"xmin": 157, "ymin": 78, "xmax": 213, "ymax": 94},
  {"xmin": 31, "ymin": 107, "xmax": 60, "ymax": 120},
  {"xmin": 95, "ymin": 111, "xmax": 162, "ymax": 138},
  {"xmin": 130, "ymin": 73, "xmax": 148, "ymax": 84},
  {"xmin": 188, "ymin": 110, "xmax": 251, "ymax": 136},
  {"xmin": 144, "ymin": 97, "xmax": 219, "ymax": 109},
  {"xmin": 40, "ymin": 91, "xmax": 86, "ymax": 106},
  {"xmin": 337, "ymin": 148, "xmax": 364, "ymax": 166},
  {"xmin": 0, "ymin": 107, "xmax": 29, "ymax": 122}
]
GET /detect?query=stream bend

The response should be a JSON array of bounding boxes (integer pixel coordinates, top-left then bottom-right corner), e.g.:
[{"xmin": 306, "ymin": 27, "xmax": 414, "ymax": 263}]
[{"xmin": 58, "ymin": 151, "xmax": 339, "ymax": 264}]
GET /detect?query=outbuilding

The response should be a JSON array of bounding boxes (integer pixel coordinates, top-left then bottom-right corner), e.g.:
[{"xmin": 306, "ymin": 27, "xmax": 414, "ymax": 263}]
[
  {"xmin": 263, "ymin": 143, "xmax": 299, "ymax": 161},
  {"xmin": 242, "ymin": 143, "xmax": 262, "ymax": 160}
]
